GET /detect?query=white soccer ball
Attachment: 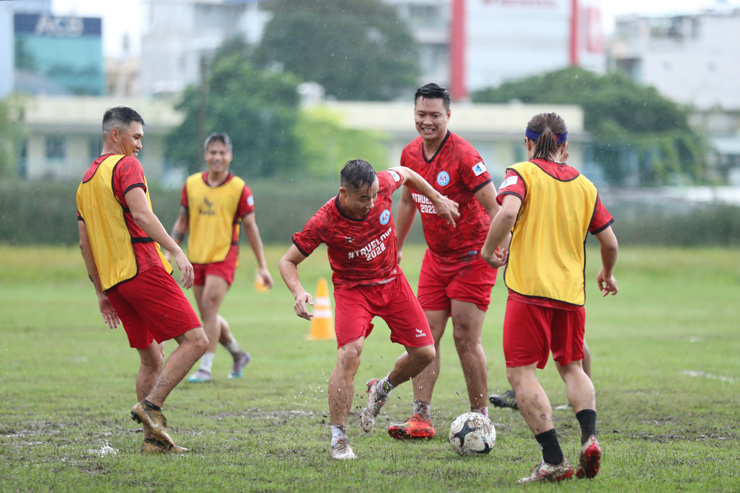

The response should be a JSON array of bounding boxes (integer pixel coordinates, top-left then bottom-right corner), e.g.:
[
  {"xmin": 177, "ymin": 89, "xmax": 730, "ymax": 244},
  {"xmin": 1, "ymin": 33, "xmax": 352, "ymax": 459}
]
[{"xmin": 448, "ymin": 412, "xmax": 496, "ymax": 456}]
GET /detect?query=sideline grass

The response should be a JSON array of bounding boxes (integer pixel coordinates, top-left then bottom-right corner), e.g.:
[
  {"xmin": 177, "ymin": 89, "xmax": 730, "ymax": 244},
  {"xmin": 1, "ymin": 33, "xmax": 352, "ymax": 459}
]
[{"xmin": 1, "ymin": 244, "xmax": 739, "ymax": 491}]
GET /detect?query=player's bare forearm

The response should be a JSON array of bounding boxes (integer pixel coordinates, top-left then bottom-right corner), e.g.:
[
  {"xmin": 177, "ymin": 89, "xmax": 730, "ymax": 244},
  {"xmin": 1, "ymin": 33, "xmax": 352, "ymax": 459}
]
[
  {"xmin": 394, "ymin": 188, "xmax": 417, "ymax": 254},
  {"xmin": 474, "ymin": 182, "xmax": 500, "ymax": 220},
  {"xmin": 79, "ymin": 220, "xmax": 121, "ymax": 328},
  {"xmin": 392, "ymin": 166, "xmax": 459, "ymax": 227},
  {"xmin": 278, "ymin": 246, "xmax": 313, "ymax": 320},
  {"xmin": 243, "ymin": 214, "xmax": 273, "ymax": 288},
  {"xmin": 481, "ymin": 195, "xmax": 520, "ymax": 267},
  {"xmin": 595, "ymin": 226, "xmax": 619, "ymax": 296}
]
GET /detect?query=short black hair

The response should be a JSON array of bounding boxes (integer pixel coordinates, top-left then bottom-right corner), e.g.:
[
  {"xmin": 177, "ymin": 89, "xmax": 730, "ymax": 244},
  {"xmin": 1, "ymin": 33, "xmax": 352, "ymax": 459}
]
[
  {"xmin": 340, "ymin": 159, "xmax": 377, "ymax": 190},
  {"xmin": 204, "ymin": 132, "xmax": 233, "ymax": 152},
  {"xmin": 414, "ymin": 83, "xmax": 451, "ymax": 110},
  {"xmin": 102, "ymin": 106, "xmax": 145, "ymax": 134}
]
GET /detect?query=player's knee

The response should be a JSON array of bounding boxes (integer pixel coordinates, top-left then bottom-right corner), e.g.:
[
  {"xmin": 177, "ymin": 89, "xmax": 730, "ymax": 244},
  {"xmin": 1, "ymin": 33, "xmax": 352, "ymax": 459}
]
[
  {"xmin": 336, "ymin": 345, "xmax": 362, "ymax": 372},
  {"xmin": 415, "ymin": 345, "xmax": 436, "ymax": 366}
]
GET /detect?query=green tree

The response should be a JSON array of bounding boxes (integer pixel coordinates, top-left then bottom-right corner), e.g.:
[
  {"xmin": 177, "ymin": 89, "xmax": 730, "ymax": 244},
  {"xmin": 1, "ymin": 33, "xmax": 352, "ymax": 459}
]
[
  {"xmin": 252, "ymin": 0, "xmax": 419, "ymax": 101},
  {"xmin": 0, "ymin": 99, "xmax": 21, "ymax": 179},
  {"xmin": 472, "ymin": 67, "xmax": 710, "ymax": 186},
  {"xmin": 296, "ymin": 105, "xmax": 391, "ymax": 178},
  {"xmin": 166, "ymin": 38, "xmax": 303, "ymax": 178}
]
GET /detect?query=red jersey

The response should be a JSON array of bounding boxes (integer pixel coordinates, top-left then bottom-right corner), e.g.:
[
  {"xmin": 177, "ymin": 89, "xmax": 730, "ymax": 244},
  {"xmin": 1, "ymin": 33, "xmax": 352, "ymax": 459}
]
[
  {"xmin": 78, "ymin": 154, "xmax": 163, "ymax": 273},
  {"xmin": 497, "ymin": 158, "xmax": 614, "ymax": 310},
  {"xmin": 401, "ymin": 131, "xmax": 492, "ymax": 262},
  {"xmin": 291, "ymin": 170, "xmax": 404, "ymax": 290}
]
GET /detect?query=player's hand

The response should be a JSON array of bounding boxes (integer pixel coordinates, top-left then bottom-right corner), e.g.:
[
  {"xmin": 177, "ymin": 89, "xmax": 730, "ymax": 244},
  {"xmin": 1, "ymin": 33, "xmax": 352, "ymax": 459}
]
[
  {"xmin": 293, "ymin": 291, "xmax": 314, "ymax": 320},
  {"xmin": 483, "ymin": 247, "xmax": 508, "ymax": 269},
  {"xmin": 98, "ymin": 293, "xmax": 121, "ymax": 329},
  {"xmin": 433, "ymin": 195, "xmax": 460, "ymax": 228},
  {"xmin": 259, "ymin": 267, "xmax": 274, "ymax": 290},
  {"xmin": 174, "ymin": 250, "xmax": 194, "ymax": 289},
  {"xmin": 597, "ymin": 269, "xmax": 618, "ymax": 297},
  {"xmin": 397, "ymin": 250, "xmax": 403, "ymax": 265}
]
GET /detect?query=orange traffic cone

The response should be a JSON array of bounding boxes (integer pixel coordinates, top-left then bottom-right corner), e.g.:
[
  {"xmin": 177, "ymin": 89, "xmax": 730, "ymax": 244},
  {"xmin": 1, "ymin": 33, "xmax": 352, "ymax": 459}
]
[
  {"xmin": 307, "ymin": 278, "xmax": 334, "ymax": 341},
  {"xmin": 254, "ymin": 271, "xmax": 270, "ymax": 293}
]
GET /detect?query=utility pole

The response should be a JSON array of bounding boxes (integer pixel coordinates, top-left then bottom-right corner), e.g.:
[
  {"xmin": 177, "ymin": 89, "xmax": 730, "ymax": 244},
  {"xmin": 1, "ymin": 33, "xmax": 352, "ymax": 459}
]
[{"xmin": 196, "ymin": 54, "xmax": 209, "ymax": 172}]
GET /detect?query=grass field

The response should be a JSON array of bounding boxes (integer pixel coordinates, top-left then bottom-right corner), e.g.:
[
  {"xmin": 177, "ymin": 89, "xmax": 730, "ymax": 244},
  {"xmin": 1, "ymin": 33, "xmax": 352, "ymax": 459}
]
[{"xmin": 1, "ymin": 243, "xmax": 739, "ymax": 491}]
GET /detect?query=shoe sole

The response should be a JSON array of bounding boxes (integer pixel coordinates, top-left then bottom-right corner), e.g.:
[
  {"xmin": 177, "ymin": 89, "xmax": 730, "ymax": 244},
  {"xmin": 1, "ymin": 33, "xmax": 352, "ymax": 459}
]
[
  {"xmin": 130, "ymin": 406, "xmax": 175, "ymax": 447},
  {"xmin": 489, "ymin": 397, "xmax": 518, "ymax": 410},
  {"xmin": 576, "ymin": 444, "xmax": 601, "ymax": 479},
  {"xmin": 388, "ymin": 427, "xmax": 435, "ymax": 440}
]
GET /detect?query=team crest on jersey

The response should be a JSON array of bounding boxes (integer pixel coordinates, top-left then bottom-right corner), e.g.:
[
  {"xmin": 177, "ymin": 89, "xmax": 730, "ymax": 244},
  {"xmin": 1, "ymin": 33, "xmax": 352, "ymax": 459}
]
[
  {"xmin": 379, "ymin": 209, "xmax": 391, "ymax": 225},
  {"xmin": 437, "ymin": 171, "xmax": 450, "ymax": 187},
  {"xmin": 472, "ymin": 162, "xmax": 486, "ymax": 176},
  {"xmin": 389, "ymin": 170, "xmax": 401, "ymax": 182},
  {"xmin": 500, "ymin": 175, "xmax": 518, "ymax": 189}
]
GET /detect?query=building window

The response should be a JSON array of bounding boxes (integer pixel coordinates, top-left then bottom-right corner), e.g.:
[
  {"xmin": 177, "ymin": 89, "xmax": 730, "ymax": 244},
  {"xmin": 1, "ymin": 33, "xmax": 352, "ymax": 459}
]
[
  {"xmin": 45, "ymin": 136, "xmax": 66, "ymax": 160},
  {"xmin": 89, "ymin": 135, "xmax": 103, "ymax": 159}
]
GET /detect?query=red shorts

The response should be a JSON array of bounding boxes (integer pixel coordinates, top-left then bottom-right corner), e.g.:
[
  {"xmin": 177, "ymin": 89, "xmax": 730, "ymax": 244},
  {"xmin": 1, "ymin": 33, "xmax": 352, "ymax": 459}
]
[
  {"xmin": 106, "ymin": 265, "xmax": 202, "ymax": 349},
  {"xmin": 417, "ymin": 250, "xmax": 497, "ymax": 312},
  {"xmin": 503, "ymin": 295, "xmax": 585, "ymax": 369},
  {"xmin": 193, "ymin": 244, "xmax": 238, "ymax": 286},
  {"xmin": 333, "ymin": 274, "xmax": 433, "ymax": 349}
]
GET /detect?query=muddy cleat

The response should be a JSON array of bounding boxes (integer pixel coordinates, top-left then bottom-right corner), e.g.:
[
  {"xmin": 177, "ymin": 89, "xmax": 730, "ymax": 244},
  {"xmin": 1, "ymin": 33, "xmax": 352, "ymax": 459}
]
[
  {"xmin": 187, "ymin": 369, "xmax": 213, "ymax": 383},
  {"xmin": 517, "ymin": 458, "xmax": 574, "ymax": 484},
  {"xmin": 330, "ymin": 438, "xmax": 357, "ymax": 460},
  {"xmin": 576, "ymin": 435, "xmax": 601, "ymax": 479},
  {"xmin": 131, "ymin": 401, "xmax": 175, "ymax": 447},
  {"xmin": 140, "ymin": 438, "xmax": 189, "ymax": 454},
  {"xmin": 554, "ymin": 402, "xmax": 572, "ymax": 411},
  {"xmin": 489, "ymin": 389, "xmax": 518, "ymax": 410},
  {"xmin": 361, "ymin": 379, "xmax": 387, "ymax": 433},
  {"xmin": 388, "ymin": 414, "xmax": 435, "ymax": 440},
  {"xmin": 228, "ymin": 352, "xmax": 251, "ymax": 379}
]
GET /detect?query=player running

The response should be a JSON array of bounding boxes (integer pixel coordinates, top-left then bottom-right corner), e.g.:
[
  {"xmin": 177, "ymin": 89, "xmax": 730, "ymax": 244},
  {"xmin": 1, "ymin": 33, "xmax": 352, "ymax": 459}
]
[
  {"xmin": 279, "ymin": 159, "xmax": 459, "ymax": 460},
  {"xmin": 166, "ymin": 132, "xmax": 273, "ymax": 384}
]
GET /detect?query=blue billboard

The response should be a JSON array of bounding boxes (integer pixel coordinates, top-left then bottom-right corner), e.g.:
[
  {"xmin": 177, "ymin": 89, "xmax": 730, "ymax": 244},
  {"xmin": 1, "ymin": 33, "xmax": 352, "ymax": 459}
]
[{"xmin": 14, "ymin": 13, "xmax": 104, "ymax": 95}]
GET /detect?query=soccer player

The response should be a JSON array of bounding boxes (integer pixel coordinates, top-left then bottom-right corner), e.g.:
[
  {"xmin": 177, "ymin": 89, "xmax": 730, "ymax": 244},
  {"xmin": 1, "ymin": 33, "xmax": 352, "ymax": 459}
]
[
  {"xmin": 390, "ymin": 83, "xmax": 500, "ymax": 440},
  {"xmin": 278, "ymin": 159, "xmax": 459, "ymax": 460},
  {"xmin": 481, "ymin": 112, "xmax": 618, "ymax": 484},
  {"xmin": 166, "ymin": 132, "xmax": 274, "ymax": 384},
  {"xmin": 76, "ymin": 106, "xmax": 208, "ymax": 454}
]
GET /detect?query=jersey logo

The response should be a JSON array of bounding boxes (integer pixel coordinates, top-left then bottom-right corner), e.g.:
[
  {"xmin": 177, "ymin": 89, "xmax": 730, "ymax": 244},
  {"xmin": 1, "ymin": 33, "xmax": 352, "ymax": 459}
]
[
  {"xmin": 500, "ymin": 175, "xmax": 518, "ymax": 189},
  {"xmin": 415, "ymin": 328, "xmax": 427, "ymax": 338},
  {"xmin": 389, "ymin": 170, "xmax": 401, "ymax": 182},
  {"xmin": 199, "ymin": 197, "xmax": 217, "ymax": 216},
  {"xmin": 472, "ymin": 162, "xmax": 486, "ymax": 176},
  {"xmin": 436, "ymin": 171, "xmax": 450, "ymax": 187},
  {"xmin": 247, "ymin": 195, "xmax": 254, "ymax": 206},
  {"xmin": 379, "ymin": 209, "xmax": 391, "ymax": 225}
]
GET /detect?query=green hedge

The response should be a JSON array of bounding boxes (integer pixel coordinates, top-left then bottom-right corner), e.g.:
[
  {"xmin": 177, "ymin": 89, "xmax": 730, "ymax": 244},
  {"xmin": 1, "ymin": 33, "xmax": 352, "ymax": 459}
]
[{"xmin": 1, "ymin": 180, "xmax": 738, "ymax": 247}]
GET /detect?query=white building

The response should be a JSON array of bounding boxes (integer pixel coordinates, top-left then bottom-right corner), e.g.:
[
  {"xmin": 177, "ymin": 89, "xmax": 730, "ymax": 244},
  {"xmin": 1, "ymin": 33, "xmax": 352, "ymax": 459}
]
[
  {"xmin": 140, "ymin": 0, "xmax": 269, "ymax": 97},
  {"xmin": 609, "ymin": 7, "xmax": 740, "ymax": 183},
  {"xmin": 609, "ymin": 8, "xmax": 740, "ymax": 111}
]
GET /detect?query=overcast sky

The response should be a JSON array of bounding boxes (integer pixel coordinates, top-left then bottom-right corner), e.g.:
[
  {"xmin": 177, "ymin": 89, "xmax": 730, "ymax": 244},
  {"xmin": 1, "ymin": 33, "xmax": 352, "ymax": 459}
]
[{"xmin": 51, "ymin": 0, "xmax": 740, "ymax": 58}]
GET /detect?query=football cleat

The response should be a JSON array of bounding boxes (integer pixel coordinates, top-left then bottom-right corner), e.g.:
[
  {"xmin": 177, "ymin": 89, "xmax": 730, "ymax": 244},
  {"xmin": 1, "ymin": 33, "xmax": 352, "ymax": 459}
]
[
  {"xmin": 360, "ymin": 378, "xmax": 387, "ymax": 433},
  {"xmin": 517, "ymin": 458, "xmax": 574, "ymax": 484},
  {"xmin": 388, "ymin": 414, "xmax": 435, "ymax": 440},
  {"xmin": 131, "ymin": 401, "xmax": 175, "ymax": 447},
  {"xmin": 187, "ymin": 369, "xmax": 213, "ymax": 383},
  {"xmin": 330, "ymin": 438, "xmax": 357, "ymax": 460},
  {"xmin": 228, "ymin": 352, "xmax": 251, "ymax": 379},
  {"xmin": 140, "ymin": 438, "xmax": 189, "ymax": 454},
  {"xmin": 489, "ymin": 389, "xmax": 518, "ymax": 410},
  {"xmin": 575, "ymin": 435, "xmax": 601, "ymax": 479},
  {"xmin": 554, "ymin": 402, "xmax": 572, "ymax": 411}
]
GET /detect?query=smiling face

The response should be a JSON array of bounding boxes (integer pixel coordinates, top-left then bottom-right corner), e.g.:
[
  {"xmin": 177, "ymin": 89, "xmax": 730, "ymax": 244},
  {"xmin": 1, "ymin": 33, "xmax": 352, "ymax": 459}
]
[
  {"xmin": 414, "ymin": 96, "xmax": 451, "ymax": 147},
  {"xmin": 116, "ymin": 122, "xmax": 144, "ymax": 158},
  {"xmin": 204, "ymin": 140, "xmax": 233, "ymax": 176},
  {"xmin": 339, "ymin": 178, "xmax": 380, "ymax": 220}
]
